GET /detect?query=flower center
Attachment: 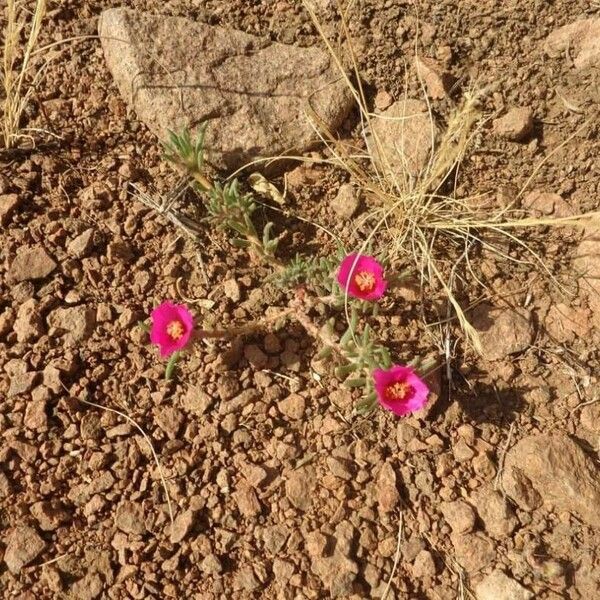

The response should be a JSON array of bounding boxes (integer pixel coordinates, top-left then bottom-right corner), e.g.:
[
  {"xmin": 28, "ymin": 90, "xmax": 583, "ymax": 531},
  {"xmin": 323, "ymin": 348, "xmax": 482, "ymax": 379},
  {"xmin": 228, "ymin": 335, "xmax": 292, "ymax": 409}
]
[
  {"xmin": 384, "ymin": 381, "xmax": 413, "ymax": 402},
  {"xmin": 354, "ymin": 270, "xmax": 376, "ymax": 292},
  {"xmin": 166, "ymin": 320, "xmax": 185, "ymax": 340}
]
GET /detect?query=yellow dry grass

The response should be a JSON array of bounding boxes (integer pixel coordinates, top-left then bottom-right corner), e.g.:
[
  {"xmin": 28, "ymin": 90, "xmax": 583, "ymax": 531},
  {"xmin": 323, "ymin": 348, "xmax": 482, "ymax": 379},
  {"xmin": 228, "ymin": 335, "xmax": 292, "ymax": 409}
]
[
  {"xmin": 301, "ymin": 0, "xmax": 600, "ymax": 353},
  {"xmin": 1, "ymin": 0, "xmax": 47, "ymax": 149}
]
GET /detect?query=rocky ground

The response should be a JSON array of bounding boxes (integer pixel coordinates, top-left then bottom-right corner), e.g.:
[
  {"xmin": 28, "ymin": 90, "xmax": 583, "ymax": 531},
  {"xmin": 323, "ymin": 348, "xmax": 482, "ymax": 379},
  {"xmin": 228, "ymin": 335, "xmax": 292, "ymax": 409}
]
[{"xmin": 2, "ymin": 1, "xmax": 600, "ymax": 599}]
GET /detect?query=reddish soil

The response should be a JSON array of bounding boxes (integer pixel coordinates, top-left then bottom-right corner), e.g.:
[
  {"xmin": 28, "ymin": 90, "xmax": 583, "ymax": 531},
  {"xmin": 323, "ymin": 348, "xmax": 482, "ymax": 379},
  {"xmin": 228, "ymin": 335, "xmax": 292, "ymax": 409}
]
[{"xmin": 2, "ymin": 1, "xmax": 600, "ymax": 599}]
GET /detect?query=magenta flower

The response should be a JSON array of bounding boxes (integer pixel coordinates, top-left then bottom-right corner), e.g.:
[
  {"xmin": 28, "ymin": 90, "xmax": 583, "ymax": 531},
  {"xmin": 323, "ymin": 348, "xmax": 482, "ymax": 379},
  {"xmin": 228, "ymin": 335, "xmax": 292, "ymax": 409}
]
[
  {"xmin": 373, "ymin": 365, "xmax": 429, "ymax": 416},
  {"xmin": 337, "ymin": 254, "xmax": 387, "ymax": 301},
  {"xmin": 150, "ymin": 301, "xmax": 194, "ymax": 357}
]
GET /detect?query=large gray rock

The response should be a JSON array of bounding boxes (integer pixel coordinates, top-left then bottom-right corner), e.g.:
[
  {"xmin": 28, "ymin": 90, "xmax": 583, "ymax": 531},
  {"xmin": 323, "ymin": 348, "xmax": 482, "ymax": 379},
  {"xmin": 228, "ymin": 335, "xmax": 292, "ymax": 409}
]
[{"xmin": 99, "ymin": 8, "xmax": 353, "ymax": 170}]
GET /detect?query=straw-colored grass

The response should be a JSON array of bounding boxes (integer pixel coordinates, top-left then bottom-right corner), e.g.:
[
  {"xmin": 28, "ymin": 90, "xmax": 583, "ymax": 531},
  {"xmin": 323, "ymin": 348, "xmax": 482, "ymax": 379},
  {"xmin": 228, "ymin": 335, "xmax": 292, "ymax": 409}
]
[
  {"xmin": 301, "ymin": 0, "xmax": 600, "ymax": 353},
  {"xmin": 1, "ymin": 0, "xmax": 47, "ymax": 149}
]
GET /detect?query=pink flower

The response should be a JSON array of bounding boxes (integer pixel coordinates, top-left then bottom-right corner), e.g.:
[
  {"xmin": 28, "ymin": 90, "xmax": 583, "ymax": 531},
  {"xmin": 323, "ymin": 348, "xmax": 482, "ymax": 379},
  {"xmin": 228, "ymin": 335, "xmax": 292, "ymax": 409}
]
[
  {"xmin": 337, "ymin": 254, "xmax": 387, "ymax": 301},
  {"xmin": 373, "ymin": 365, "xmax": 429, "ymax": 416},
  {"xmin": 150, "ymin": 301, "xmax": 194, "ymax": 357}
]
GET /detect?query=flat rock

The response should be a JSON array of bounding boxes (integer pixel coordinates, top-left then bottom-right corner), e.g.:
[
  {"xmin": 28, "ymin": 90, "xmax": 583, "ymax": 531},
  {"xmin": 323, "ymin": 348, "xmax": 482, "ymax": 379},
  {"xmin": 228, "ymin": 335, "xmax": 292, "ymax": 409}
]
[
  {"xmin": 9, "ymin": 246, "xmax": 57, "ymax": 282},
  {"xmin": 114, "ymin": 500, "xmax": 146, "ymax": 535},
  {"xmin": 370, "ymin": 99, "xmax": 435, "ymax": 177},
  {"xmin": 285, "ymin": 467, "xmax": 316, "ymax": 511},
  {"xmin": 439, "ymin": 499, "xmax": 476, "ymax": 534},
  {"xmin": 99, "ymin": 8, "xmax": 353, "ymax": 171},
  {"xmin": 544, "ymin": 18, "xmax": 600, "ymax": 70},
  {"xmin": 331, "ymin": 183, "xmax": 360, "ymax": 220},
  {"xmin": 476, "ymin": 569, "xmax": 533, "ymax": 600},
  {"xmin": 4, "ymin": 525, "xmax": 46, "ymax": 573},
  {"xmin": 170, "ymin": 509, "xmax": 195, "ymax": 543},
  {"xmin": 472, "ymin": 304, "xmax": 534, "ymax": 360},
  {"xmin": 47, "ymin": 306, "xmax": 96, "ymax": 344},
  {"xmin": 377, "ymin": 461, "xmax": 400, "ymax": 513},
  {"xmin": 502, "ymin": 433, "xmax": 600, "ymax": 527}
]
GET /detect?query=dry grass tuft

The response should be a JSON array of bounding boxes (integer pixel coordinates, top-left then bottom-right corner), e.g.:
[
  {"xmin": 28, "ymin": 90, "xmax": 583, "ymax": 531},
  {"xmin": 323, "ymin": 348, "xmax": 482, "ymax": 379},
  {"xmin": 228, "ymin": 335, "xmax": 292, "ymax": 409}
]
[
  {"xmin": 301, "ymin": 0, "xmax": 600, "ymax": 352},
  {"xmin": 1, "ymin": 0, "xmax": 47, "ymax": 149}
]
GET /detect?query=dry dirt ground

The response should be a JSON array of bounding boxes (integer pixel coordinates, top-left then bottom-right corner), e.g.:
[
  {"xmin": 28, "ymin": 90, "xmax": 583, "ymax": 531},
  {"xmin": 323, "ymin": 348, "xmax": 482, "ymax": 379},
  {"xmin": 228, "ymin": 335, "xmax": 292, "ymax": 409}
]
[{"xmin": 2, "ymin": 1, "xmax": 600, "ymax": 599}]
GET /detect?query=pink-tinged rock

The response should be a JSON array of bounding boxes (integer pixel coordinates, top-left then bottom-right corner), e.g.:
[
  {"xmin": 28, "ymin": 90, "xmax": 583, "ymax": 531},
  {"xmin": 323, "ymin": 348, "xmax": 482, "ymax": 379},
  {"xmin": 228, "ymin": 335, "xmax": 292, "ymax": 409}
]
[
  {"xmin": 544, "ymin": 18, "xmax": 600, "ymax": 70},
  {"xmin": 502, "ymin": 433, "xmax": 600, "ymax": 527},
  {"xmin": 415, "ymin": 56, "xmax": 454, "ymax": 99},
  {"xmin": 4, "ymin": 526, "xmax": 46, "ymax": 573},
  {"xmin": 99, "ymin": 8, "xmax": 353, "ymax": 171},
  {"xmin": 9, "ymin": 246, "xmax": 57, "ymax": 282}
]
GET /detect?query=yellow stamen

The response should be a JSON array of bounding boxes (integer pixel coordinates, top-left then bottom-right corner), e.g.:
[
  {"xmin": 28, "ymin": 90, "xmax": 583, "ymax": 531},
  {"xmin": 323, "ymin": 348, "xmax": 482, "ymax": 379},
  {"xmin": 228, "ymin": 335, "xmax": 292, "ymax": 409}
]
[
  {"xmin": 385, "ymin": 382, "xmax": 411, "ymax": 401},
  {"xmin": 354, "ymin": 271, "xmax": 376, "ymax": 292},
  {"xmin": 166, "ymin": 320, "xmax": 185, "ymax": 340}
]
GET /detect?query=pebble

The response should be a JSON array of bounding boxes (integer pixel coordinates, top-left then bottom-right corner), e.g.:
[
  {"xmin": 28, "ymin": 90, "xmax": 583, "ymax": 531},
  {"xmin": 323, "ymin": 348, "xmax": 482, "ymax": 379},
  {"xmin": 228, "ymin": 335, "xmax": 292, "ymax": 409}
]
[
  {"xmin": 200, "ymin": 553, "xmax": 223, "ymax": 575},
  {"xmin": 0, "ymin": 193, "xmax": 22, "ymax": 226},
  {"xmin": 67, "ymin": 228, "xmax": 95, "ymax": 258},
  {"xmin": 376, "ymin": 462, "xmax": 400, "ymax": 512},
  {"xmin": 114, "ymin": 501, "xmax": 145, "ymax": 535},
  {"xmin": 4, "ymin": 525, "xmax": 47, "ymax": 573},
  {"xmin": 439, "ymin": 499, "xmax": 476, "ymax": 533},
  {"xmin": 374, "ymin": 90, "xmax": 393, "ymax": 111},
  {"xmin": 472, "ymin": 488, "xmax": 518, "ymax": 539},
  {"xmin": 8, "ymin": 371, "xmax": 39, "ymax": 397},
  {"xmin": 154, "ymin": 406, "xmax": 184, "ymax": 440},
  {"xmin": 170, "ymin": 509, "xmax": 195, "ymax": 543},
  {"xmin": 285, "ymin": 467, "xmax": 316, "ymax": 511},
  {"xmin": 278, "ymin": 393, "xmax": 306, "ymax": 420},
  {"xmin": 414, "ymin": 56, "xmax": 453, "ymax": 99},
  {"xmin": 14, "ymin": 299, "xmax": 45, "ymax": 342},
  {"xmin": 47, "ymin": 306, "xmax": 96, "ymax": 344},
  {"xmin": 450, "ymin": 532, "xmax": 496, "ymax": 573},
  {"xmin": 9, "ymin": 246, "xmax": 57, "ymax": 282},
  {"xmin": 223, "ymin": 278, "xmax": 241, "ymax": 302},
  {"xmin": 476, "ymin": 569, "xmax": 533, "ymax": 600},
  {"xmin": 30, "ymin": 500, "xmax": 70, "ymax": 531},
  {"xmin": 330, "ymin": 183, "xmax": 360, "ymax": 220},
  {"xmin": 493, "ymin": 107, "xmax": 534, "ymax": 142}
]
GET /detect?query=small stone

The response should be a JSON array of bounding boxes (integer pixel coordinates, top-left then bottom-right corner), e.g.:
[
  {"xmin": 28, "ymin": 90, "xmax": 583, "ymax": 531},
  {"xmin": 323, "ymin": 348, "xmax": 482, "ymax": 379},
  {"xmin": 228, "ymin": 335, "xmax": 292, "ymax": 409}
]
[
  {"xmin": 30, "ymin": 501, "xmax": 70, "ymax": 531},
  {"xmin": 114, "ymin": 501, "xmax": 145, "ymax": 535},
  {"xmin": 273, "ymin": 558, "xmax": 295, "ymax": 583},
  {"xmin": 14, "ymin": 299, "xmax": 45, "ymax": 342},
  {"xmin": 305, "ymin": 530, "xmax": 328, "ymax": 557},
  {"xmin": 0, "ymin": 193, "xmax": 22, "ymax": 226},
  {"xmin": 67, "ymin": 229, "xmax": 95, "ymax": 258},
  {"xmin": 377, "ymin": 461, "xmax": 400, "ymax": 513},
  {"xmin": 154, "ymin": 406, "xmax": 184, "ymax": 440},
  {"xmin": 415, "ymin": 56, "xmax": 453, "ymax": 99},
  {"xmin": 170, "ymin": 509, "xmax": 195, "ymax": 543},
  {"xmin": 9, "ymin": 246, "xmax": 57, "ymax": 282},
  {"xmin": 0, "ymin": 308, "xmax": 15, "ymax": 338},
  {"xmin": 476, "ymin": 569, "xmax": 533, "ymax": 600},
  {"xmin": 182, "ymin": 386, "xmax": 214, "ymax": 415},
  {"xmin": 439, "ymin": 499, "xmax": 476, "ymax": 533},
  {"xmin": 472, "ymin": 488, "xmax": 518, "ymax": 539},
  {"xmin": 263, "ymin": 333, "xmax": 281, "ymax": 354},
  {"xmin": 8, "ymin": 371, "xmax": 39, "ymax": 397},
  {"xmin": 244, "ymin": 344, "xmax": 268, "ymax": 369},
  {"xmin": 0, "ymin": 471, "xmax": 13, "ymax": 498},
  {"xmin": 233, "ymin": 566, "xmax": 260, "ymax": 592},
  {"xmin": 47, "ymin": 306, "xmax": 96, "ymax": 344},
  {"xmin": 70, "ymin": 572, "xmax": 104, "ymax": 600},
  {"xmin": 243, "ymin": 463, "xmax": 268, "ymax": 488},
  {"xmin": 312, "ymin": 553, "xmax": 358, "ymax": 598},
  {"xmin": 450, "ymin": 532, "xmax": 496, "ymax": 573},
  {"xmin": 331, "ymin": 183, "xmax": 360, "ymax": 220},
  {"xmin": 327, "ymin": 456, "xmax": 354, "ymax": 481},
  {"xmin": 374, "ymin": 90, "xmax": 392, "ymax": 111},
  {"xmin": 223, "ymin": 278, "xmax": 241, "ymax": 302},
  {"xmin": 200, "ymin": 553, "xmax": 223, "ymax": 575},
  {"xmin": 4, "ymin": 526, "xmax": 47, "ymax": 573},
  {"xmin": 10, "ymin": 440, "xmax": 38, "ymax": 463},
  {"xmin": 285, "ymin": 467, "xmax": 316, "ymax": 511},
  {"xmin": 412, "ymin": 550, "xmax": 437, "ymax": 578},
  {"xmin": 523, "ymin": 191, "xmax": 573, "ymax": 218},
  {"xmin": 452, "ymin": 438, "xmax": 475, "ymax": 462},
  {"xmin": 234, "ymin": 482, "xmax": 262, "ymax": 517},
  {"xmin": 24, "ymin": 397, "xmax": 48, "ymax": 431},
  {"xmin": 278, "ymin": 393, "xmax": 306, "ymax": 420},
  {"xmin": 472, "ymin": 304, "xmax": 534, "ymax": 361},
  {"xmin": 581, "ymin": 403, "xmax": 600, "ymax": 432},
  {"xmin": 493, "ymin": 107, "xmax": 534, "ymax": 142},
  {"xmin": 263, "ymin": 524, "xmax": 290, "ymax": 554},
  {"xmin": 370, "ymin": 99, "xmax": 435, "ymax": 177}
]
